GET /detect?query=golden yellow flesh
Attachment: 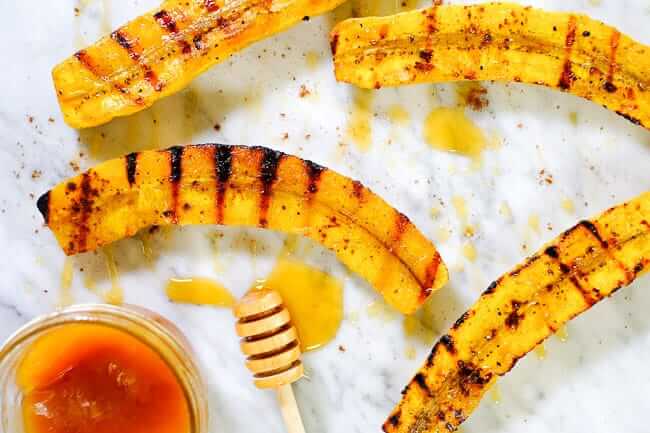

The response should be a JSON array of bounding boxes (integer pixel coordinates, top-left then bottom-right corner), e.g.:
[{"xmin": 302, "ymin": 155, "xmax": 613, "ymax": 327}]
[
  {"xmin": 37, "ymin": 144, "xmax": 447, "ymax": 314},
  {"xmin": 385, "ymin": 191, "xmax": 650, "ymax": 433},
  {"xmin": 332, "ymin": 3, "xmax": 650, "ymax": 129},
  {"xmin": 54, "ymin": 0, "xmax": 345, "ymax": 129}
]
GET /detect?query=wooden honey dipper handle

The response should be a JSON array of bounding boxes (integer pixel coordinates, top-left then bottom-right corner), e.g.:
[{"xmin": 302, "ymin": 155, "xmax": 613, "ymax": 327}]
[{"xmin": 235, "ymin": 290, "xmax": 306, "ymax": 433}]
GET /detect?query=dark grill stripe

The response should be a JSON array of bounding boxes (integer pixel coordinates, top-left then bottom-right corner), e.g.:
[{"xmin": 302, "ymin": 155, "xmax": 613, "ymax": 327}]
[
  {"xmin": 154, "ymin": 10, "xmax": 178, "ymax": 33},
  {"xmin": 391, "ymin": 212, "xmax": 410, "ymax": 248},
  {"xmin": 111, "ymin": 29, "xmax": 162, "ymax": 91},
  {"xmin": 305, "ymin": 160, "xmax": 325, "ymax": 196},
  {"xmin": 606, "ymin": 30, "xmax": 621, "ymax": 91},
  {"xmin": 74, "ymin": 50, "xmax": 144, "ymax": 105},
  {"xmin": 214, "ymin": 145, "xmax": 233, "ymax": 224},
  {"xmin": 77, "ymin": 173, "xmax": 94, "ymax": 252},
  {"xmin": 37, "ymin": 191, "xmax": 51, "ymax": 225},
  {"xmin": 558, "ymin": 16, "xmax": 577, "ymax": 90},
  {"xmin": 579, "ymin": 219, "xmax": 633, "ymax": 282},
  {"xmin": 168, "ymin": 146, "xmax": 184, "ymax": 224},
  {"xmin": 125, "ymin": 152, "xmax": 138, "ymax": 186},
  {"xmin": 544, "ymin": 242, "xmax": 597, "ymax": 306},
  {"xmin": 258, "ymin": 148, "xmax": 284, "ymax": 228},
  {"xmin": 421, "ymin": 253, "xmax": 441, "ymax": 299}
]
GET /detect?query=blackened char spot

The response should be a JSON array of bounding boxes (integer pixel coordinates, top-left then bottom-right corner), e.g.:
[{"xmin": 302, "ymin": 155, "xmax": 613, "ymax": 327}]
[
  {"xmin": 125, "ymin": 152, "xmax": 138, "ymax": 185},
  {"xmin": 579, "ymin": 220, "xmax": 607, "ymax": 247},
  {"xmin": 413, "ymin": 373, "xmax": 431, "ymax": 396},
  {"xmin": 616, "ymin": 111, "xmax": 642, "ymax": 126},
  {"xmin": 258, "ymin": 148, "xmax": 284, "ymax": 227},
  {"xmin": 483, "ymin": 280, "xmax": 498, "ymax": 295},
  {"xmin": 385, "ymin": 410, "xmax": 401, "ymax": 428},
  {"xmin": 419, "ymin": 50, "xmax": 433, "ymax": 62},
  {"xmin": 453, "ymin": 311, "xmax": 470, "ymax": 329},
  {"xmin": 634, "ymin": 262, "xmax": 644, "ymax": 275},
  {"xmin": 154, "ymin": 10, "xmax": 178, "ymax": 33},
  {"xmin": 352, "ymin": 180, "xmax": 364, "ymax": 200},
  {"xmin": 505, "ymin": 310, "xmax": 523, "ymax": 329},
  {"xmin": 558, "ymin": 16, "xmax": 577, "ymax": 90},
  {"xmin": 457, "ymin": 360, "xmax": 492, "ymax": 396},
  {"xmin": 545, "ymin": 245, "xmax": 559, "ymax": 258},
  {"xmin": 304, "ymin": 160, "xmax": 324, "ymax": 195},
  {"xmin": 214, "ymin": 145, "xmax": 233, "ymax": 224},
  {"xmin": 440, "ymin": 334, "xmax": 456, "ymax": 354},
  {"xmin": 36, "ymin": 191, "xmax": 50, "ymax": 224},
  {"xmin": 168, "ymin": 146, "xmax": 184, "ymax": 223}
]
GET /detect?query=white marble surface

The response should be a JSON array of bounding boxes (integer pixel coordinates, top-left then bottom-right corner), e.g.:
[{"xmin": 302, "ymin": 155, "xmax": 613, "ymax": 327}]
[{"xmin": 1, "ymin": 0, "xmax": 650, "ymax": 431}]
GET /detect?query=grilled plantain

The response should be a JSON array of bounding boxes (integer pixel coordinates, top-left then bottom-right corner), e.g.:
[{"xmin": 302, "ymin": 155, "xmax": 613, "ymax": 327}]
[
  {"xmin": 385, "ymin": 191, "xmax": 650, "ymax": 432},
  {"xmin": 331, "ymin": 3, "xmax": 650, "ymax": 129},
  {"xmin": 36, "ymin": 144, "xmax": 447, "ymax": 314},
  {"xmin": 54, "ymin": 0, "xmax": 345, "ymax": 129}
]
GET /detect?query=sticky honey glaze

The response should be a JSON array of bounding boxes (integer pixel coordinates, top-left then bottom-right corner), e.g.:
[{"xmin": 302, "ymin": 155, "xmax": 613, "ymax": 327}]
[
  {"xmin": 166, "ymin": 277, "xmax": 235, "ymax": 308},
  {"xmin": 424, "ymin": 108, "xmax": 486, "ymax": 160},
  {"xmin": 255, "ymin": 260, "xmax": 343, "ymax": 352}
]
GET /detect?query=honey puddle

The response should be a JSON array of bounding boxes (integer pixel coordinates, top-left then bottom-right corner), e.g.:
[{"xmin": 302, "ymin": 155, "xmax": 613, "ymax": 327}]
[
  {"xmin": 424, "ymin": 108, "xmax": 486, "ymax": 162},
  {"xmin": 255, "ymin": 260, "xmax": 343, "ymax": 352},
  {"xmin": 305, "ymin": 51, "xmax": 320, "ymax": 69},
  {"xmin": 347, "ymin": 89, "xmax": 373, "ymax": 151},
  {"xmin": 462, "ymin": 242, "xmax": 477, "ymax": 262},
  {"xmin": 528, "ymin": 214, "xmax": 541, "ymax": 234},
  {"xmin": 166, "ymin": 278, "xmax": 235, "ymax": 308},
  {"xmin": 561, "ymin": 198, "xmax": 575, "ymax": 214},
  {"xmin": 59, "ymin": 257, "xmax": 74, "ymax": 307}
]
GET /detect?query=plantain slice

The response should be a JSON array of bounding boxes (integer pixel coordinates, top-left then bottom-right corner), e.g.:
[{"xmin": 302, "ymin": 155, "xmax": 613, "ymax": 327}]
[
  {"xmin": 36, "ymin": 144, "xmax": 447, "ymax": 314},
  {"xmin": 331, "ymin": 3, "xmax": 650, "ymax": 129},
  {"xmin": 385, "ymin": 191, "xmax": 650, "ymax": 432},
  {"xmin": 54, "ymin": 0, "xmax": 344, "ymax": 129}
]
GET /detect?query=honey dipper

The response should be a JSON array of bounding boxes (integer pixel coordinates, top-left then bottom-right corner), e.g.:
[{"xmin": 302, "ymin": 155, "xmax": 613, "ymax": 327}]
[{"xmin": 234, "ymin": 290, "xmax": 306, "ymax": 433}]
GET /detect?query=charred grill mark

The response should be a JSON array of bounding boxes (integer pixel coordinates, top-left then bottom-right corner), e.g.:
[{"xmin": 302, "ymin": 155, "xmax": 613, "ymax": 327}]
[
  {"xmin": 76, "ymin": 173, "xmax": 94, "ymax": 253},
  {"xmin": 425, "ymin": 5, "xmax": 439, "ymax": 33},
  {"xmin": 111, "ymin": 30, "xmax": 137, "ymax": 59},
  {"xmin": 558, "ymin": 16, "xmax": 577, "ymax": 90},
  {"xmin": 615, "ymin": 111, "xmax": 642, "ymax": 126},
  {"xmin": 258, "ymin": 148, "xmax": 284, "ymax": 228},
  {"xmin": 457, "ymin": 360, "xmax": 492, "ymax": 396},
  {"xmin": 422, "ymin": 254, "xmax": 442, "ymax": 298},
  {"xmin": 440, "ymin": 334, "xmax": 456, "ymax": 355},
  {"xmin": 154, "ymin": 10, "xmax": 178, "ymax": 33},
  {"xmin": 37, "ymin": 191, "xmax": 51, "ymax": 225},
  {"xmin": 330, "ymin": 33, "xmax": 340, "ymax": 56},
  {"xmin": 111, "ymin": 30, "xmax": 163, "ymax": 91},
  {"xmin": 453, "ymin": 311, "xmax": 470, "ymax": 329},
  {"xmin": 168, "ymin": 146, "xmax": 184, "ymax": 223},
  {"xmin": 579, "ymin": 219, "xmax": 633, "ymax": 281},
  {"xmin": 214, "ymin": 145, "xmax": 233, "ymax": 225},
  {"xmin": 482, "ymin": 279, "xmax": 498, "ymax": 296},
  {"xmin": 545, "ymin": 241, "xmax": 597, "ymax": 305},
  {"xmin": 304, "ymin": 160, "xmax": 325, "ymax": 196},
  {"xmin": 352, "ymin": 180, "xmax": 364, "ymax": 201},
  {"xmin": 391, "ymin": 212, "xmax": 411, "ymax": 249},
  {"xmin": 579, "ymin": 220, "xmax": 607, "ymax": 247},
  {"xmin": 205, "ymin": 0, "xmax": 220, "ymax": 12},
  {"xmin": 545, "ymin": 245, "xmax": 560, "ymax": 258},
  {"xmin": 386, "ymin": 410, "xmax": 401, "ymax": 427},
  {"xmin": 505, "ymin": 303, "xmax": 524, "ymax": 329},
  {"xmin": 74, "ymin": 50, "xmax": 144, "ymax": 105},
  {"xmin": 412, "ymin": 373, "xmax": 432, "ymax": 396},
  {"xmin": 605, "ymin": 30, "xmax": 621, "ymax": 92},
  {"xmin": 125, "ymin": 153, "xmax": 138, "ymax": 186}
]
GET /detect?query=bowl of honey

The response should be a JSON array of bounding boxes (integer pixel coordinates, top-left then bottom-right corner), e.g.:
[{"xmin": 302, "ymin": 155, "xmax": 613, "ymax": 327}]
[{"xmin": 0, "ymin": 304, "xmax": 207, "ymax": 433}]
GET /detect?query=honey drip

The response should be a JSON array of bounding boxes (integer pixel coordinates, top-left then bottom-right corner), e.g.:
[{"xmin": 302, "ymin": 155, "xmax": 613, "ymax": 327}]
[
  {"xmin": 255, "ymin": 260, "xmax": 343, "ymax": 352},
  {"xmin": 534, "ymin": 343, "xmax": 547, "ymax": 360},
  {"xmin": 424, "ymin": 108, "xmax": 486, "ymax": 161},
  {"xmin": 59, "ymin": 257, "xmax": 74, "ymax": 307},
  {"xmin": 490, "ymin": 384, "xmax": 502, "ymax": 404},
  {"xmin": 387, "ymin": 105, "xmax": 410, "ymax": 126},
  {"xmin": 166, "ymin": 277, "xmax": 235, "ymax": 308},
  {"xmin": 102, "ymin": 247, "xmax": 123, "ymax": 305},
  {"xmin": 347, "ymin": 89, "xmax": 373, "ymax": 151},
  {"xmin": 556, "ymin": 325, "xmax": 569, "ymax": 342}
]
